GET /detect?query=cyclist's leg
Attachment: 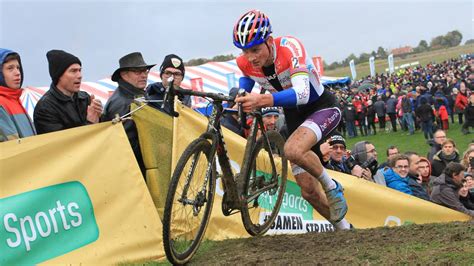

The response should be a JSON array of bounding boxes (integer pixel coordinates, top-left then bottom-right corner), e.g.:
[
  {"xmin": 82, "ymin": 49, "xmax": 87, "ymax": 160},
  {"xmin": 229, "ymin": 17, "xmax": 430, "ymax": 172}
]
[
  {"xmin": 292, "ymin": 167, "xmax": 330, "ymax": 219},
  {"xmin": 284, "ymin": 107, "xmax": 350, "ymax": 228}
]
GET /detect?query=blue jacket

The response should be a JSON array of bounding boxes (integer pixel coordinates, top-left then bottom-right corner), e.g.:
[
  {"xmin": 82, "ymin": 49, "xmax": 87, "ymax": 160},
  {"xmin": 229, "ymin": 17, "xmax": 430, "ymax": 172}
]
[{"xmin": 383, "ymin": 168, "xmax": 413, "ymax": 195}]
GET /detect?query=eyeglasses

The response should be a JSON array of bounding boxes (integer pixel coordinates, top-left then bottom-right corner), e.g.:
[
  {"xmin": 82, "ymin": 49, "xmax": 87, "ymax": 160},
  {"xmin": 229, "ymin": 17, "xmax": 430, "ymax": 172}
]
[
  {"xmin": 163, "ymin": 71, "xmax": 184, "ymax": 78},
  {"xmin": 367, "ymin": 148, "xmax": 377, "ymax": 154},
  {"xmin": 395, "ymin": 165, "xmax": 409, "ymax": 169},
  {"xmin": 332, "ymin": 145, "xmax": 346, "ymax": 151},
  {"xmin": 128, "ymin": 68, "xmax": 149, "ymax": 75}
]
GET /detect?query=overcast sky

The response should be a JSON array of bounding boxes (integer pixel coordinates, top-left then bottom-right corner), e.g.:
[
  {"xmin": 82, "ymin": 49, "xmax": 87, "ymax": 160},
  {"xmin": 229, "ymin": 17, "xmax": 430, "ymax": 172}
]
[{"xmin": 0, "ymin": 0, "xmax": 472, "ymax": 86}]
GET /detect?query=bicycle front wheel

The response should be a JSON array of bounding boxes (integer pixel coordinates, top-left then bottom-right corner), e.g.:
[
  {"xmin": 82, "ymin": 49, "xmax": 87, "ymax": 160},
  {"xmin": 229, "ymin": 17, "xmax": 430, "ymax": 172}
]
[
  {"xmin": 162, "ymin": 138, "xmax": 216, "ymax": 265},
  {"xmin": 240, "ymin": 130, "xmax": 287, "ymax": 236}
]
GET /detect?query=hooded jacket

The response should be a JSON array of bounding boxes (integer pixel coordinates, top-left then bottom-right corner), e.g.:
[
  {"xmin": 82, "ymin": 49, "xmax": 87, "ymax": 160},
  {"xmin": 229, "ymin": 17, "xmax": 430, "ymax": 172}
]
[
  {"xmin": 383, "ymin": 168, "xmax": 413, "ymax": 195},
  {"xmin": 0, "ymin": 48, "xmax": 36, "ymax": 141},
  {"xmin": 430, "ymin": 174, "xmax": 474, "ymax": 217},
  {"xmin": 431, "ymin": 150, "xmax": 460, "ymax": 177}
]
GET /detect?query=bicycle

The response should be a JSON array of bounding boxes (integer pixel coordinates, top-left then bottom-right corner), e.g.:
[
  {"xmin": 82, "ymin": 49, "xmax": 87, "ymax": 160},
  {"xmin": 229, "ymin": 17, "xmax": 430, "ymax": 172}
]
[{"xmin": 161, "ymin": 85, "xmax": 288, "ymax": 265}]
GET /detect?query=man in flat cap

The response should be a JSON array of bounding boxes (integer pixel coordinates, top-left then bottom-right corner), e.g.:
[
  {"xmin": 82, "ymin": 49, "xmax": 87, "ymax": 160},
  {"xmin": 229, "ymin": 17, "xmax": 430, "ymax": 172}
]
[
  {"xmin": 102, "ymin": 52, "xmax": 155, "ymax": 176},
  {"xmin": 146, "ymin": 54, "xmax": 191, "ymax": 113},
  {"xmin": 34, "ymin": 49, "xmax": 103, "ymax": 134}
]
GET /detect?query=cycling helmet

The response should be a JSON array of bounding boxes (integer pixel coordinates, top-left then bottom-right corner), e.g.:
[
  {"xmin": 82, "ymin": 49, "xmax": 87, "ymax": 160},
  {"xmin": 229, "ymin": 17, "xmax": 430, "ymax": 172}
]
[{"xmin": 233, "ymin": 10, "xmax": 272, "ymax": 49}]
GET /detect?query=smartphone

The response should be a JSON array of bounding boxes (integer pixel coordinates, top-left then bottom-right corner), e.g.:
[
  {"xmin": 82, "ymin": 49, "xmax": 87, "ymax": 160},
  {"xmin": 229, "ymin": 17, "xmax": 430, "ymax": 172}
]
[{"xmin": 470, "ymin": 157, "xmax": 474, "ymax": 168}]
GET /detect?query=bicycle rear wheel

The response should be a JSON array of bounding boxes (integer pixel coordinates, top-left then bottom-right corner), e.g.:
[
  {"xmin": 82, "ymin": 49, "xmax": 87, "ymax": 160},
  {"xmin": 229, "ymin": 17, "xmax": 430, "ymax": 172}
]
[
  {"xmin": 162, "ymin": 138, "xmax": 216, "ymax": 265},
  {"xmin": 240, "ymin": 130, "xmax": 287, "ymax": 236}
]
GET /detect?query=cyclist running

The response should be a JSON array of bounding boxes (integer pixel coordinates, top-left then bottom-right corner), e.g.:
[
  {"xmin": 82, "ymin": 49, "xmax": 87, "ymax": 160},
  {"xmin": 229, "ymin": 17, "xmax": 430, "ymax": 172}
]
[{"xmin": 233, "ymin": 10, "xmax": 350, "ymax": 230}]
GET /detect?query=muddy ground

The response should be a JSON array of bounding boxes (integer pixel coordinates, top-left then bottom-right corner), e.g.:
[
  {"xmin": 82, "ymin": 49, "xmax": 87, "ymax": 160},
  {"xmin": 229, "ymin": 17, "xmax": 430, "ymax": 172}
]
[{"xmin": 190, "ymin": 221, "xmax": 474, "ymax": 265}]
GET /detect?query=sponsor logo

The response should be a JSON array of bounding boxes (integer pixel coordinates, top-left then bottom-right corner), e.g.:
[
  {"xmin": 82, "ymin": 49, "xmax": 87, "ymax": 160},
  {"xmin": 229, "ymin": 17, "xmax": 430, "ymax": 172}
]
[{"xmin": 1, "ymin": 182, "xmax": 99, "ymax": 264}]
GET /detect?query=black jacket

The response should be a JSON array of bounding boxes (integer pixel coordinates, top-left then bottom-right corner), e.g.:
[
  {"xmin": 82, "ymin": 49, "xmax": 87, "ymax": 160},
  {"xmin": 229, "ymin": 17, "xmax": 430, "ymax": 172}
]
[
  {"xmin": 415, "ymin": 103, "xmax": 434, "ymax": 122},
  {"xmin": 102, "ymin": 79, "xmax": 146, "ymax": 174},
  {"xmin": 33, "ymin": 84, "xmax": 90, "ymax": 134},
  {"xmin": 146, "ymin": 82, "xmax": 191, "ymax": 115}
]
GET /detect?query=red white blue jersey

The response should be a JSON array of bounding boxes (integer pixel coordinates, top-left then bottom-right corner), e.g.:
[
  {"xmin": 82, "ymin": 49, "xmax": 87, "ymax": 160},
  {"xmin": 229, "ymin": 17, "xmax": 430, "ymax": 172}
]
[{"xmin": 236, "ymin": 36, "xmax": 325, "ymax": 108}]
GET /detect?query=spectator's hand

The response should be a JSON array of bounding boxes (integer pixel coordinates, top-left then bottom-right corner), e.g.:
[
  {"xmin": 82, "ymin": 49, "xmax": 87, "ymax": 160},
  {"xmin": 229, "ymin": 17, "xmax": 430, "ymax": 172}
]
[
  {"xmin": 320, "ymin": 140, "xmax": 332, "ymax": 163},
  {"xmin": 360, "ymin": 168, "xmax": 373, "ymax": 181},
  {"xmin": 351, "ymin": 165, "xmax": 364, "ymax": 178},
  {"xmin": 87, "ymin": 94, "xmax": 103, "ymax": 123}
]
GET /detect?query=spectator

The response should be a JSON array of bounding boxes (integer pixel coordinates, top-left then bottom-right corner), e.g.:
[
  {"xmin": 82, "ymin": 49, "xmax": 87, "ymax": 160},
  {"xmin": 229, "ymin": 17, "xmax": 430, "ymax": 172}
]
[
  {"xmin": 436, "ymin": 99, "xmax": 449, "ymax": 130},
  {"xmin": 350, "ymin": 141, "xmax": 381, "ymax": 184},
  {"xmin": 401, "ymin": 92, "xmax": 414, "ymax": 135},
  {"xmin": 459, "ymin": 176, "xmax": 474, "ymax": 210},
  {"xmin": 366, "ymin": 100, "xmax": 376, "ymax": 135},
  {"xmin": 342, "ymin": 101, "xmax": 357, "ymax": 138},
  {"xmin": 0, "ymin": 48, "xmax": 35, "ymax": 141},
  {"xmin": 431, "ymin": 138, "xmax": 461, "ymax": 177},
  {"xmin": 377, "ymin": 145, "xmax": 399, "ymax": 170},
  {"xmin": 147, "ymin": 54, "xmax": 191, "ymax": 113},
  {"xmin": 418, "ymin": 157, "xmax": 434, "ymax": 193},
  {"xmin": 462, "ymin": 94, "xmax": 474, "ymax": 135},
  {"xmin": 383, "ymin": 154, "xmax": 413, "ymax": 196},
  {"xmin": 386, "ymin": 94, "xmax": 398, "ymax": 132},
  {"xmin": 415, "ymin": 97, "xmax": 434, "ymax": 140},
  {"xmin": 405, "ymin": 152, "xmax": 431, "ymax": 201},
  {"xmin": 427, "ymin": 129, "xmax": 446, "ymax": 162},
  {"xmin": 373, "ymin": 96, "xmax": 386, "ymax": 132},
  {"xmin": 33, "ymin": 50, "xmax": 102, "ymax": 134},
  {"xmin": 102, "ymin": 52, "xmax": 156, "ymax": 176},
  {"xmin": 461, "ymin": 147, "xmax": 474, "ymax": 176},
  {"xmin": 430, "ymin": 162, "xmax": 473, "ymax": 217},
  {"xmin": 454, "ymin": 80, "xmax": 468, "ymax": 124},
  {"xmin": 220, "ymin": 87, "xmax": 245, "ymax": 137},
  {"xmin": 261, "ymin": 106, "xmax": 280, "ymax": 131},
  {"xmin": 466, "ymin": 173, "xmax": 474, "ymax": 194},
  {"xmin": 321, "ymin": 133, "xmax": 371, "ymax": 181}
]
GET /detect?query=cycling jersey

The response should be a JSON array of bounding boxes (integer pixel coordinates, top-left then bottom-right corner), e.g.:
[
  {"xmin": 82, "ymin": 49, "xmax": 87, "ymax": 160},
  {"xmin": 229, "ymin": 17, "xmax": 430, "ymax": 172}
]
[{"xmin": 236, "ymin": 36, "xmax": 324, "ymax": 108}]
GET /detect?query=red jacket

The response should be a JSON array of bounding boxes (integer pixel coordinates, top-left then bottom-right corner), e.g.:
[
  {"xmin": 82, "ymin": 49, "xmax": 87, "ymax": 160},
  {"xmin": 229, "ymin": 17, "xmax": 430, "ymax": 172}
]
[
  {"xmin": 455, "ymin": 92, "xmax": 468, "ymax": 112},
  {"xmin": 438, "ymin": 105, "xmax": 449, "ymax": 120}
]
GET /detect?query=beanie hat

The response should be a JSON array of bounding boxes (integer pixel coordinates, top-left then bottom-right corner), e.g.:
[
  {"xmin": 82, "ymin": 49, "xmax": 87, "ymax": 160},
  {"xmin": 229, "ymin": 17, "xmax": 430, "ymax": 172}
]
[
  {"xmin": 261, "ymin": 107, "xmax": 280, "ymax": 117},
  {"xmin": 329, "ymin": 133, "xmax": 346, "ymax": 148},
  {"xmin": 160, "ymin": 54, "xmax": 185, "ymax": 76},
  {"xmin": 46, "ymin": 50, "xmax": 81, "ymax": 85}
]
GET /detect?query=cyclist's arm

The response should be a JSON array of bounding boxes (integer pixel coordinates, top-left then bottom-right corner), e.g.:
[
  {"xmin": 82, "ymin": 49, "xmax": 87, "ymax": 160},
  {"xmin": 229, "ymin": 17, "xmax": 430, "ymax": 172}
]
[
  {"xmin": 238, "ymin": 76, "xmax": 255, "ymax": 93},
  {"xmin": 272, "ymin": 71, "xmax": 314, "ymax": 108}
]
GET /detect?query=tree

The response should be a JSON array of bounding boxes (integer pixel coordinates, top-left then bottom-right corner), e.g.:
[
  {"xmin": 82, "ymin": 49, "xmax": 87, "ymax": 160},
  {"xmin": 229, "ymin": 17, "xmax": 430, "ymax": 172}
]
[
  {"xmin": 415, "ymin": 40, "xmax": 429, "ymax": 53},
  {"xmin": 445, "ymin": 30, "xmax": 462, "ymax": 47},
  {"xmin": 376, "ymin": 46, "xmax": 387, "ymax": 58},
  {"xmin": 358, "ymin": 52, "xmax": 371, "ymax": 63},
  {"xmin": 466, "ymin": 39, "xmax": 474, "ymax": 45}
]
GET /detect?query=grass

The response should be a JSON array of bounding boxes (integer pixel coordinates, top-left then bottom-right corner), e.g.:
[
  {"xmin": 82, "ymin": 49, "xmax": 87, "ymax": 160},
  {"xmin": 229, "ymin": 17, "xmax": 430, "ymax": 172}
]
[
  {"xmin": 344, "ymin": 120, "xmax": 471, "ymax": 163},
  {"xmin": 324, "ymin": 44, "xmax": 474, "ymax": 78}
]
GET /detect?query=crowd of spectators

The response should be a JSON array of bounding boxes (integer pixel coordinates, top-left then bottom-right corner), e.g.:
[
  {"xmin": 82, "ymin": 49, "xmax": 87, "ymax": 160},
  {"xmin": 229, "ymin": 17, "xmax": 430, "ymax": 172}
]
[{"xmin": 1, "ymin": 47, "xmax": 473, "ymax": 217}]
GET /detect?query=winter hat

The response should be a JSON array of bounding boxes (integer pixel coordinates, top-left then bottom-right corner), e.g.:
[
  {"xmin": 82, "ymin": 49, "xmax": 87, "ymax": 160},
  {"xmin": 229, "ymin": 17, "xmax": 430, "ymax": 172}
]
[
  {"xmin": 160, "ymin": 54, "xmax": 185, "ymax": 76},
  {"xmin": 46, "ymin": 50, "xmax": 81, "ymax": 85},
  {"xmin": 262, "ymin": 107, "xmax": 280, "ymax": 117},
  {"xmin": 329, "ymin": 132, "xmax": 346, "ymax": 148}
]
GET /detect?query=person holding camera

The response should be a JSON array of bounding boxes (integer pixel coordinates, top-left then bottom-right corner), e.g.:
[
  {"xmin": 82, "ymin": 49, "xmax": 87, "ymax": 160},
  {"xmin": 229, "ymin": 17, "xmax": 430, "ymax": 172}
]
[{"xmin": 349, "ymin": 141, "xmax": 381, "ymax": 184}]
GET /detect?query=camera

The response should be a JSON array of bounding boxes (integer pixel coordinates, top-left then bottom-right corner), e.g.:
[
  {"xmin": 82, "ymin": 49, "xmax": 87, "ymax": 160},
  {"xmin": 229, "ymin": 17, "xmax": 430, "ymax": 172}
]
[
  {"xmin": 470, "ymin": 157, "xmax": 474, "ymax": 168},
  {"xmin": 345, "ymin": 155, "xmax": 378, "ymax": 173}
]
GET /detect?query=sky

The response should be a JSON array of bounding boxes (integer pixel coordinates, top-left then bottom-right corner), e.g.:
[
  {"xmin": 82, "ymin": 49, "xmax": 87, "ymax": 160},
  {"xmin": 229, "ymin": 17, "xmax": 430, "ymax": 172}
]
[{"xmin": 0, "ymin": 0, "xmax": 472, "ymax": 86}]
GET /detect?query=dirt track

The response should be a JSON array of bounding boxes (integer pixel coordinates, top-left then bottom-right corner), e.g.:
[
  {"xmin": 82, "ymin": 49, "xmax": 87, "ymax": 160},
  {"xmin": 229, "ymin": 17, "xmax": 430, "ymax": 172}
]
[{"xmin": 190, "ymin": 221, "xmax": 474, "ymax": 264}]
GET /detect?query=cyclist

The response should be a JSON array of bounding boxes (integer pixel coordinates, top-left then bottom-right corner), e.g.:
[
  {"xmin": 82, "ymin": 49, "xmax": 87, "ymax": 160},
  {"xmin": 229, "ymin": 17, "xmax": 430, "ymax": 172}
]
[{"xmin": 233, "ymin": 10, "xmax": 350, "ymax": 230}]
